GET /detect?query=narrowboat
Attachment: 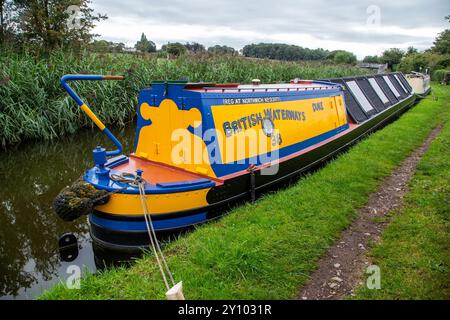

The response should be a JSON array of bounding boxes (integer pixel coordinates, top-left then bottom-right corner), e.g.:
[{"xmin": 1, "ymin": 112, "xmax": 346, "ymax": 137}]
[
  {"xmin": 55, "ymin": 72, "xmax": 416, "ymax": 252},
  {"xmin": 405, "ymin": 72, "xmax": 431, "ymax": 96}
]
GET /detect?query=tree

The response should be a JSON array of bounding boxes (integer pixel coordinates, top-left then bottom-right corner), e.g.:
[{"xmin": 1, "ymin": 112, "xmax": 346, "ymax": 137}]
[
  {"xmin": 184, "ymin": 42, "xmax": 205, "ymax": 53},
  {"xmin": 134, "ymin": 32, "xmax": 156, "ymax": 53},
  {"xmin": 114, "ymin": 42, "xmax": 125, "ymax": 53},
  {"xmin": 12, "ymin": 0, "xmax": 107, "ymax": 51},
  {"xmin": 363, "ymin": 55, "xmax": 381, "ymax": 63},
  {"xmin": 161, "ymin": 42, "xmax": 186, "ymax": 56},
  {"xmin": 381, "ymin": 48, "xmax": 404, "ymax": 69},
  {"xmin": 332, "ymin": 50, "xmax": 357, "ymax": 64},
  {"xmin": 207, "ymin": 45, "xmax": 236, "ymax": 55},
  {"xmin": 431, "ymin": 29, "xmax": 450, "ymax": 54},
  {"xmin": 406, "ymin": 46, "xmax": 418, "ymax": 55}
]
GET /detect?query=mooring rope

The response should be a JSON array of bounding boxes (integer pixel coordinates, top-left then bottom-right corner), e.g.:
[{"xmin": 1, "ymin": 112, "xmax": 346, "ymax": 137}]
[
  {"xmin": 110, "ymin": 172, "xmax": 176, "ymax": 291},
  {"xmin": 138, "ymin": 182, "xmax": 176, "ymax": 289}
]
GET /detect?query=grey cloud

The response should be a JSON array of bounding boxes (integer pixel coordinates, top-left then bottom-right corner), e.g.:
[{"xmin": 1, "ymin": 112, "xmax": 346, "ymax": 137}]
[{"xmin": 92, "ymin": 0, "xmax": 449, "ymax": 53}]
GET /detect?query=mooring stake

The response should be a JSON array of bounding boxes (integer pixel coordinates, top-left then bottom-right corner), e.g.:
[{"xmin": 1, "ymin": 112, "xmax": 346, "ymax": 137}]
[{"xmin": 247, "ymin": 164, "xmax": 256, "ymax": 202}]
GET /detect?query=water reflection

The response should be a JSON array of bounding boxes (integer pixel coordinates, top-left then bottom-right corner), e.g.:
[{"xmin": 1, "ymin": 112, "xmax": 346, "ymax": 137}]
[{"xmin": 0, "ymin": 125, "xmax": 136, "ymax": 299}]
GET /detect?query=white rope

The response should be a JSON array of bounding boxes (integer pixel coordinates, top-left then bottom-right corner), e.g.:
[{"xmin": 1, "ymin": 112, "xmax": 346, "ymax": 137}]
[
  {"xmin": 138, "ymin": 182, "xmax": 176, "ymax": 289},
  {"xmin": 110, "ymin": 172, "xmax": 176, "ymax": 291}
]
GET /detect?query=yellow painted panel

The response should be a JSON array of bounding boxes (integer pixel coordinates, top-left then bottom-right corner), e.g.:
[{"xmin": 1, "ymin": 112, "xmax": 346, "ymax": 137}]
[
  {"xmin": 135, "ymin": 99, "xmax": 215, "ymax": 177},
  {"xmin": 211, "ymin": 96, "xmax": 346, "ymax": 163},
  {"xmin": 95, "ymin": 188, "xmax": 210, "ymax": 215},
  {"xmin": 334, "ymin": 95, "xmax": 347, "ymax": 127}
]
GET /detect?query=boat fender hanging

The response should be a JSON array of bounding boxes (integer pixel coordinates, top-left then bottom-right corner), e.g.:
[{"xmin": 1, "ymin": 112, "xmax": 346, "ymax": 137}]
[
  {"xmin": 53, "ymin": 178, "xmax": 110, "ymax": 222},
  {"xmin": 58, "ymin": 233, "xmax": 79, "ymax": 262}
]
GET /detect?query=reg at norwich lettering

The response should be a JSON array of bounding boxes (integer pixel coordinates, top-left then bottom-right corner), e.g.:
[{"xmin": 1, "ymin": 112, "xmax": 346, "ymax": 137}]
[{"xmin": 223, "ymin": 107, "xmax": 306, "ymax": 137}]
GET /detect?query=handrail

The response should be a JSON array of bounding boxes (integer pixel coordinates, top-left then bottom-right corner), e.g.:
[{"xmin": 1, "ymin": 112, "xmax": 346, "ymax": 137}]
[
  {"xmin": 201, "ymin": 85, "xmax": 341, "ymax": 93},
  {"xmin": 60, "ymin": 74, "xmax": 124, "ymax": 157}
]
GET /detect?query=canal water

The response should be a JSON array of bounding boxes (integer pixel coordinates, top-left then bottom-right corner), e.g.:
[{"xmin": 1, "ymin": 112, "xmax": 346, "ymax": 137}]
[{"xmin": 0, "ymin": 125, "xmax": 137, "ymax": 299}]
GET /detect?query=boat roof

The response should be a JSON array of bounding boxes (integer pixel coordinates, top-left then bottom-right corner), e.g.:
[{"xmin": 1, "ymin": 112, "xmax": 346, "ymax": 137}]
[
  {"xmin": 184, "ymin": 80, "xmax": 341, "ymax": 93},
  {"xmin": 149, "ymin": 79, "xmax": 341, "ymax": 93}
]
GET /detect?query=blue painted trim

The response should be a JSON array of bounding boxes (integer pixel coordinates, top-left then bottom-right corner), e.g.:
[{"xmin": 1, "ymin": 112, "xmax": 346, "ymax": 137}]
[
  {"xmin": 103, "ymin": 128, "xmax": 123, "ymax": 157},
  {"xmin": 156, "ymin": 179, "xmax": 213, "ymax": 189},
  {"xmin": 90, "ymin": 212, "xmax": 208, "ymax": 231},
  {"xmin": 83, "ymin": 169, "xmax": 215, "ymax": 194},
  {"xmin": 105, "ymin": 155, "xmax": 129, "ymax": 168}
]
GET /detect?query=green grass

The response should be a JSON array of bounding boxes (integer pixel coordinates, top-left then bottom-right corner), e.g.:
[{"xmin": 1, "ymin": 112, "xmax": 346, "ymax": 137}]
[
  {"xmin": 0, "ymin": 50, "xmax": 371, "ymax": 146},
  {"xmin": 41, "ymin": 85, "xmax": 449, "ymax": 300},
  {"xmin": 352, "ymin": 107, "xmax": 450, "ymax": 299}
]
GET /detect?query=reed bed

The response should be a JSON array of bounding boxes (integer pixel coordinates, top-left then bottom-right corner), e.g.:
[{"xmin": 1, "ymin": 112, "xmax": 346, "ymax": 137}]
[{"xmin": 0, "ymin": 50, "xmax": 372, "ymax": 146}]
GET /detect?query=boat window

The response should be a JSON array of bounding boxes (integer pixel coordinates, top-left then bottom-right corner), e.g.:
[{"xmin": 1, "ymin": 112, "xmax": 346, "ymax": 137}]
[
  {"xmin": 383, "ymin": 76, "xmax": 401, "ymax": 98},
  {"xmin": 345, "ymin": 80, "xmax": 374, "ymax": 112},
  {"xmin": 368, "ymin": 78, "xmax": 389, "ymax": 104},
  {"xmin": 394, "ymin": 74, "xmax": 408, "ymax": 93}
]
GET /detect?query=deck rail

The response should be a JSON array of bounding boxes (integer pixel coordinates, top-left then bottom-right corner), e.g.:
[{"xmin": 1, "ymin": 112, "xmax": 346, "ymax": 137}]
[{"xmin": 202, "ymin": 85, "xmax": 342, "ymax": 93}]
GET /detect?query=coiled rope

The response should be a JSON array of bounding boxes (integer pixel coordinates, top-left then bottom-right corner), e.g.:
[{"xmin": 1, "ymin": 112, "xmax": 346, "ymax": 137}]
[{"xmin": 110, "ymin": 172, "xmax": 182, "ymax": 298}]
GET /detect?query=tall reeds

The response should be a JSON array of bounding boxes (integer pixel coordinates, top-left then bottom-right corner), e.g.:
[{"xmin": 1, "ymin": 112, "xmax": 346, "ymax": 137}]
[{"xmin": 0, "ymin": 50, "xmax": 371, "ymax": 146}]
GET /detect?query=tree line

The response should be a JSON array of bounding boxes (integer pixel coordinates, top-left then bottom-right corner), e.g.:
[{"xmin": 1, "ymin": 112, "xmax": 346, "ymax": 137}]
[
  {"xmin": 132, "ymin": 33, "xmax": 238, "ymax": 56},
  {"xmin": 241, "ymin": 43, "xmax": 358, "ymax": 64},
  {"xmin": 361, "ymin": 24, "xmax": 449, "ymax": 78},
  {"xmin": 0, "ymin": 0, "xmax": 448, "ymax": 75}
]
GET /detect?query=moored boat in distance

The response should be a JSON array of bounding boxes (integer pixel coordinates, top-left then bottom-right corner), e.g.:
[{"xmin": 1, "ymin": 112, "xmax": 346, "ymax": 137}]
[
  {"xmin": 405, "ymin": 72, "xmax": 431, "ymax": 96},
  {"xmin": 55, "ymin": 72, "xmax": 417, "ymax": 253}
]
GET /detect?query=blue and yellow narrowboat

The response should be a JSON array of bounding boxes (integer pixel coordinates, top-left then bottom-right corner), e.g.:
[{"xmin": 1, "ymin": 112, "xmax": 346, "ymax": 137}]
[{"xmin": 56, "ymin": 73, "xmax": 416, "ymax": 252}]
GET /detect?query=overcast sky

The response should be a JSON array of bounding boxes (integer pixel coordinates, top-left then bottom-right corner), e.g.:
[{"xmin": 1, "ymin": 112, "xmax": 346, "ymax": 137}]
[{"xmin": 90, "ymin": 0, "xmax": 449, "ymax": 59}]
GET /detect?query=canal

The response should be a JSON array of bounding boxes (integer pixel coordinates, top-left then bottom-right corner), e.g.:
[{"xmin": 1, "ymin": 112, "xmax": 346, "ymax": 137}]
[{"xmin": 0, "ymin": 125, "xmax": 137, "ymax": 299}]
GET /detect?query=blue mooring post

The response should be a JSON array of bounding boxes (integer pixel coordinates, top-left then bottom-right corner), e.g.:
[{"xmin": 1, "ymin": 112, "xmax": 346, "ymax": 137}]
[{"xmin": 93, "ymin": 146, "xmax": 109, "ymax": 178}]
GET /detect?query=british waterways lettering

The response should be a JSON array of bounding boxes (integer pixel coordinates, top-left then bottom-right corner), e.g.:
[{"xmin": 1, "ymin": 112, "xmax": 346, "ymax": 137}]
[{"xmin": 223, "ymin": 108, "xmax": 306, "ymax": 137}]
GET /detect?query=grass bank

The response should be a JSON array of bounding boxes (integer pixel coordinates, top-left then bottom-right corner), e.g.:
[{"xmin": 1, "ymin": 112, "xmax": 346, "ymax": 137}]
[
  {"xmin": 353, "ymin": 107, "xmax": 450, "ymax": 299},
  {"xmin": 41, "ymin": 85, "xmax": 449, "ymax": 300},
  {"xmin": 0, "ymin": 51, "xmax": 370, "ymax": 146}
]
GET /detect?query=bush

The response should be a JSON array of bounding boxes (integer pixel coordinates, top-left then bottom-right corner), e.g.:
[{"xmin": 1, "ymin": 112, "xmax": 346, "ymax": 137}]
[
  {"xmin": 363, "ymin": 55, "xmax": 381, "ymax": 63},
  {"xmin": 381, "ymin": 48, "xmax": 404, "ymax": 70},
  {"xmin": 398, "ymin": 52, "xmax": 450, "ymax": 74},
  {"xmin": 432, "ymin": 69, "xmax": 450, "ymax": 82},
  {"xmin": 333, "ymin": 51, "xmax": 357, "ymax": 65},
  {"xmin": 161, "ymin": 43, "xmax": 187, "ymax": 57}
]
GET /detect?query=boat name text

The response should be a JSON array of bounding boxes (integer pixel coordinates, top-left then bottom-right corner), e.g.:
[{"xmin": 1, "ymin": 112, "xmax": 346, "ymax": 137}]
[{"xmin": 223, "ymin": 108, "xmax": 306, "ymax": 137}]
